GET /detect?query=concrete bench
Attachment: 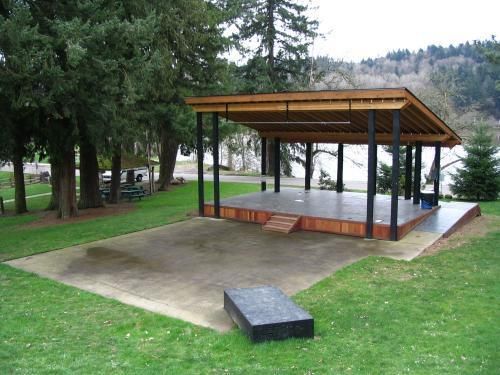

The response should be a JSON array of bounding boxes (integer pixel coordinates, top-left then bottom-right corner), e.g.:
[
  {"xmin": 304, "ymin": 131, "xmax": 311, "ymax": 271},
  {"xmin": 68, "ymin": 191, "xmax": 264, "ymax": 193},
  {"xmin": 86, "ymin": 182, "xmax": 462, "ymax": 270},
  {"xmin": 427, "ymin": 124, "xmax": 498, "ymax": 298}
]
[{"xmin": 224, "ymin": 285, "xmax": 314, "ymax": 342}]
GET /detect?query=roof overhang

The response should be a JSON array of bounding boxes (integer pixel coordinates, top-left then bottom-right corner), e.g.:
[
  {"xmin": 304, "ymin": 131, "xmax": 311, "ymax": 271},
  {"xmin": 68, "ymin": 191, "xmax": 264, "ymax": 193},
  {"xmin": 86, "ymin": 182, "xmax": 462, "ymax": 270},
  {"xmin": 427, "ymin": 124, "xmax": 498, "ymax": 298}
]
[{"xmin": 185, "ymin": 88, "xmax": 461, "ymax": 148}]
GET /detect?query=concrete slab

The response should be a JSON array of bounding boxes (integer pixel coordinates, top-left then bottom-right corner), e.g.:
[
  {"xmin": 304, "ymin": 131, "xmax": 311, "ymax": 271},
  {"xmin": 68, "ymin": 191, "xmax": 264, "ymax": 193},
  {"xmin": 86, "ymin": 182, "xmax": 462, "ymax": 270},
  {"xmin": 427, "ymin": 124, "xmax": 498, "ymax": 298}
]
[
  {"xmin": 6, "ymin": 218, "xmax": 436, "ymax": 332},
  {"xmin": 415, "ymin": 201, "xmax": 480, "ymax": 234}
]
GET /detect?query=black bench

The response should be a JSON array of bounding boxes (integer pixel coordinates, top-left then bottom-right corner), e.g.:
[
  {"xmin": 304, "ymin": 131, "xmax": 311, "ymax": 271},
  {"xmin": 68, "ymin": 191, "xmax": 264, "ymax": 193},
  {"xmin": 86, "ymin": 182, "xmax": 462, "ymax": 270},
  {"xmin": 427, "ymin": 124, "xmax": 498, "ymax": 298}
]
[{"xmin": 224, "ymin": 286, "xmax": 314, "ymax": 342}]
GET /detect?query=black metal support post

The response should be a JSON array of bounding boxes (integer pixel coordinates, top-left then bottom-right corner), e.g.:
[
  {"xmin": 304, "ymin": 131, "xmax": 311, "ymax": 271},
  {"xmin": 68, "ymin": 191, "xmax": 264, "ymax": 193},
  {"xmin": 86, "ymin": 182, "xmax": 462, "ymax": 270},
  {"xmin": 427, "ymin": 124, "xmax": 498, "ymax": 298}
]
[
  {"xmin": 336, "ymin": 143, "xmax": 344, "ymax": 193},
  {"xmin": 305, "ymin": 142, "xmax": 312, "ymax": 191},
  {"xmin": 274, "ymin": 137, "xmax": 280, "ymax": 193},
  {"xmin": 404, "ymin": 145, "xmax": 413, "ymax": 200},
  {"xmin": 196, "ymin": 112, "xmax": 204, "ymax": 216},
  {"xmin": 366, "ymin": 110, "xmax": 376, "ymax": 239},
  {"xmin": 413, "ymin": 141, "xmax": 422, "ymax": 204},
  {"xmin": 373, "ymin": 145, "xmax": 378, "ymax": 195},
  {"xmin": 212, "ymin": 112, "xmax": 220, "ymax": 218},
  {"xmin": 261, "ymin": 137, "xmax": 267, "ymax": 191},
  {"xmin": 390, "ymin": 110, "xmax": 401, "ymax": 241},
  {"xmin": 433, "ymin": 141, "xmax": 441, "ymax": 206}
]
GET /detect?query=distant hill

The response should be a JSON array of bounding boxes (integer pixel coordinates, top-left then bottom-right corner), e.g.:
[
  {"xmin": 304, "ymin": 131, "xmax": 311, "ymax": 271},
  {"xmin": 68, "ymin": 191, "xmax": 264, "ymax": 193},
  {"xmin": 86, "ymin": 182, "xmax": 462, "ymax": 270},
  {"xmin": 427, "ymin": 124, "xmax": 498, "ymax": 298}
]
[{"xmin": 314, "ymin": 39, "xmax": 499, "ymax": 138}]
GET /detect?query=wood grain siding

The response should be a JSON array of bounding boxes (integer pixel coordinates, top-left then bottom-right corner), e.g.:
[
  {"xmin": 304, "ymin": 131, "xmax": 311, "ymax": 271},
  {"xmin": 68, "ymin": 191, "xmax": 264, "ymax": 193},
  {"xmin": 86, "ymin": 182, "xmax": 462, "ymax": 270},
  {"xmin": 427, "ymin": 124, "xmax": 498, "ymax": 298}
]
[
  {"xmin": 204, "ymin": 204, "xmax": 440, "ymax": 241},
  {"xmin": 204, "ymin": 204, "xmax": 271, "ymax": 224},
  {"xmin": 301, "ymin": 216, "xmax": 367, "ymax": 238}
]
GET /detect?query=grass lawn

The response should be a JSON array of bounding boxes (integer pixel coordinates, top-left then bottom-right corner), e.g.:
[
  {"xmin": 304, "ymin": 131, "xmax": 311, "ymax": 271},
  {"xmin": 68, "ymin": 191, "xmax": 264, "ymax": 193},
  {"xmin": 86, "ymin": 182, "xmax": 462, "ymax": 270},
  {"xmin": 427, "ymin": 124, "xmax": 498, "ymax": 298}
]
[
  {"xmin": 0, "ymin": 183, "xmax": 52, "ymax": 201},
  {"xmin": 0, "ymin": 183, "xmax": 499, "ymax": 373}
]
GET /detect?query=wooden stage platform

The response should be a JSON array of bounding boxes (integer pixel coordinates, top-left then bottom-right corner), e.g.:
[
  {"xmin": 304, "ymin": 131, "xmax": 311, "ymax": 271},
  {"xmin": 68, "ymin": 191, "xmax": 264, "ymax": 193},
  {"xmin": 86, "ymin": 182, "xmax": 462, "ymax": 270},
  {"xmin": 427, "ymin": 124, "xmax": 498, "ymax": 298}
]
[{"xmin": 204, "ymin": 188, "xmax": 447, "ymax": 240}]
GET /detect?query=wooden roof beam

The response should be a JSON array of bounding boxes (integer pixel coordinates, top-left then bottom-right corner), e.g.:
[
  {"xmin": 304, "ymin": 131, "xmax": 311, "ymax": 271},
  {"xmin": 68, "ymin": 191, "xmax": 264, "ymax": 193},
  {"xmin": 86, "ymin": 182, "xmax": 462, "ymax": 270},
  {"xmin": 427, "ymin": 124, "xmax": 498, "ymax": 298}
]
[
  {"xmin": 185, "ymin": 88, "xmax": 408, "ymax": 105},
  {"xmin": 259, "ymin": 131, "xmax": 452, "ymax": 146},
  {"xmin": 191, "ymin": 99, "xmax": 408, "ymax": 113},
  {"xmin": 403, "ymin": 91, "xmax": 460, "ymax": 140}
]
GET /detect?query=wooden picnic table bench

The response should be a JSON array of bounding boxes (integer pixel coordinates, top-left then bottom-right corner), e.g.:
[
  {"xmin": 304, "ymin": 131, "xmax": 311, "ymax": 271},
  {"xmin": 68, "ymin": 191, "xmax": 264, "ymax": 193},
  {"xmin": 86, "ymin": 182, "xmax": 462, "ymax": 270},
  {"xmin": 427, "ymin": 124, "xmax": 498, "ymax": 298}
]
[
  {"xmin": 121, "ymin": 186, "xmax": 148, "ymax": 201},
  {"xmin": 100, "ymin": 186, "xmax": 149, "ymax": 201}
]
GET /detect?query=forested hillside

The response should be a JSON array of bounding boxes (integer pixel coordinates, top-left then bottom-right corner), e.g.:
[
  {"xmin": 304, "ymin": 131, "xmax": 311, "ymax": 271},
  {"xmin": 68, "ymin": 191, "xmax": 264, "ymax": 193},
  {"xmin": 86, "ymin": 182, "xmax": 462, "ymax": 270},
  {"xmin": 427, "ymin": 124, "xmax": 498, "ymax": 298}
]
[{"xmin": 315, "ymin": 39, "xmax": 499, "ymax": 137}]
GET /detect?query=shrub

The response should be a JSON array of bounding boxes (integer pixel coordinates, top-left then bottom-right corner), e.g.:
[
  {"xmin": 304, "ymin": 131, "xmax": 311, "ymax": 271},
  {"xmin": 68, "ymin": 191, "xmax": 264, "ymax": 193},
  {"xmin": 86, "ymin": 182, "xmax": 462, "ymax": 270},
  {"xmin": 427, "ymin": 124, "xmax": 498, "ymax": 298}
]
[
  {"xmin": 450, "ymin": 123, "xmax": 500, "ymax": 201},
  {"xmin": 318, "ymin": 169, "xmax": 337, "ymax": 190}
]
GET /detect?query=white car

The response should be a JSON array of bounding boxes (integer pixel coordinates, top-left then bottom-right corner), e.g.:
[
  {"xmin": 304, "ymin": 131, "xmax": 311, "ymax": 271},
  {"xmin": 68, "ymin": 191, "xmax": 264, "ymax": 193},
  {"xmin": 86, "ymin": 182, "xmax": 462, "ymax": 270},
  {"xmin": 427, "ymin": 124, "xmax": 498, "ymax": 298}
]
[{"xmin": 102, "ymin": 167, "xmax": 149, "ymax": 183}]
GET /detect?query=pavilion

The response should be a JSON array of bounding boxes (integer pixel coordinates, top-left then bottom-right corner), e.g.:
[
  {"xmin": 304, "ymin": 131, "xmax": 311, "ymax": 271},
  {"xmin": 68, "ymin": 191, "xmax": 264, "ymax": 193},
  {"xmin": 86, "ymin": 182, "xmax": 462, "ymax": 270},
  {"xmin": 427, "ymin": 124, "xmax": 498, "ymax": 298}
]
[{"xmin": 185, "ymin": 88, "xmax": 463, "ymax": 241}]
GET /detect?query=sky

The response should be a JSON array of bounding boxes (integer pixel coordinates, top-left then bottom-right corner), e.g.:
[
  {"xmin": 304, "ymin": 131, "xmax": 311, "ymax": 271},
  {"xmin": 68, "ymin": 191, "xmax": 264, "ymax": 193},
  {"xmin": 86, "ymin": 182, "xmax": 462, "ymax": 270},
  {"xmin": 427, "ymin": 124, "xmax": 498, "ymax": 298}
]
[{"xmin": 311, "ymin": 0, "xmax": 500, "ymax": 62}]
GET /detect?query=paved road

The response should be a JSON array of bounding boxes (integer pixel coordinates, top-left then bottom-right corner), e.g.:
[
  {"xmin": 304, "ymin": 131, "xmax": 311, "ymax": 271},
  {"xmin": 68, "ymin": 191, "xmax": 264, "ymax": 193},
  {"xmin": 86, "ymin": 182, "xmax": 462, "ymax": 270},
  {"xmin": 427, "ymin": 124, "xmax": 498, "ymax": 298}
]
[
  {"xmin": 174, "ymin": 172, "xmax": 452, "ymax": 194},
  {"xmin": 1, "ymin": 163, "xmax": 451, "ymax": 194},
  {"xmin": 175, "ymin": 172, "xmax": 371, "ymax": 190}
]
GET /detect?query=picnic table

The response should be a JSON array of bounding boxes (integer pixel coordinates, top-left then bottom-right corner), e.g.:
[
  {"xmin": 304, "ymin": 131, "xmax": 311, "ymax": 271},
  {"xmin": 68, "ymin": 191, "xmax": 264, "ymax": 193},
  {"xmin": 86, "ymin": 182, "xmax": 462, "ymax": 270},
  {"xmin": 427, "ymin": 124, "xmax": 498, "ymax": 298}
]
[
  {"xmin": 99, "ymin": 185, "xmax": 149, "ymax": 201},
  {"xmin": 100, "ymin": 188, "xmax": 110, "ymax": 199},
  {"xmin": 120, "ymin": 186, "xmax": 148, "ymax": 201}
]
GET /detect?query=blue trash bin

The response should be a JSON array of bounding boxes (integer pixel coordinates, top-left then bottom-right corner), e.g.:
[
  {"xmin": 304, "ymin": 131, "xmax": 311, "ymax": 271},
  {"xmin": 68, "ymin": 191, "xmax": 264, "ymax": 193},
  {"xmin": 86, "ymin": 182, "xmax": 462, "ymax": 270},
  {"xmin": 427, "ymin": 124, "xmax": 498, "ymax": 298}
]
[{"xmin": 420, "ymin": 191, "xmax": 434, "ymax": 209}]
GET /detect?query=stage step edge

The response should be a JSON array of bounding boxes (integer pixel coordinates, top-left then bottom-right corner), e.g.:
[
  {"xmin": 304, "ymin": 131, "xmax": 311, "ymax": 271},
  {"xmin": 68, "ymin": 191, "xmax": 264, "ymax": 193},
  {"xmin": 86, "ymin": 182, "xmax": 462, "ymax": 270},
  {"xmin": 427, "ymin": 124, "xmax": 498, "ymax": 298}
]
[{"xmin": 262, "ymin": 214, "xmax": 301, "ymax": 234}]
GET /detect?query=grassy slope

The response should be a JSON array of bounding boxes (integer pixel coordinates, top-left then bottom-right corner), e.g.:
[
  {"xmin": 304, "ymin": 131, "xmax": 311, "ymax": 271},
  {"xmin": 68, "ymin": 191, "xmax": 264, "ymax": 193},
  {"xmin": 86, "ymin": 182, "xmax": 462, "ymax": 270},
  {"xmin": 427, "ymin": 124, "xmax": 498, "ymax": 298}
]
[{"xmin": 1, "ymin": 212, "xmax": 499, "ymax": 373}]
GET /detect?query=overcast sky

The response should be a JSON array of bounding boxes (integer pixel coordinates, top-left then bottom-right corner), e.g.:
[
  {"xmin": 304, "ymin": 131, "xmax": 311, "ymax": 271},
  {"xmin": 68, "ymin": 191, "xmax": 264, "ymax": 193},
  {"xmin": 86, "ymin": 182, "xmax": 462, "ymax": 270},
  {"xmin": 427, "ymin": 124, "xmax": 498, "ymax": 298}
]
[{"xmin": 311, "ymin": 0, "xmax": 500, "ymax": 62}]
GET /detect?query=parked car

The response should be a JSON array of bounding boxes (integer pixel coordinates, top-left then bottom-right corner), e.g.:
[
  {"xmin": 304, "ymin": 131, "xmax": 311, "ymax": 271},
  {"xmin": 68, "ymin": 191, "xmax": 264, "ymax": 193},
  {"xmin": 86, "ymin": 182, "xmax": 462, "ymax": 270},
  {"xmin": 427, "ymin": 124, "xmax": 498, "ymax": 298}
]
[{"xmin": 102, "ymin": 167, "xmax": 149, "ymax": 183}]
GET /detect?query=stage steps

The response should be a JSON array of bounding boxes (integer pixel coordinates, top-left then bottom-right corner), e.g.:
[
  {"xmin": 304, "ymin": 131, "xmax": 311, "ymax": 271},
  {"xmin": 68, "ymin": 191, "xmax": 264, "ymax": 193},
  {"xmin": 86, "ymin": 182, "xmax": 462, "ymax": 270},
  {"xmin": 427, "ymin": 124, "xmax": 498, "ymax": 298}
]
[{"xmin": 263, "ymin": 214, "xmax": 301, "ymax": 234}]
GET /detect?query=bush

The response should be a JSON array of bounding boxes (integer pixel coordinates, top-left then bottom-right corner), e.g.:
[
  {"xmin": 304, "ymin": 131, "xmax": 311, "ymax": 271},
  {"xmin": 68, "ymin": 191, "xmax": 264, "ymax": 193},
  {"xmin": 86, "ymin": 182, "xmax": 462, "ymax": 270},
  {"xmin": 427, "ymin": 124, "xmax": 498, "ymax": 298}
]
[
  {"xmin": 318, "ymin": 169, "xmax": 337, "ymax": 190},
  {"xmin": 450, "ymin": 123, "xmax": 499, "ymax": 201},
  {"xmin": 377, "ymin": 162, "xmax": 405, "ymax": 194}
]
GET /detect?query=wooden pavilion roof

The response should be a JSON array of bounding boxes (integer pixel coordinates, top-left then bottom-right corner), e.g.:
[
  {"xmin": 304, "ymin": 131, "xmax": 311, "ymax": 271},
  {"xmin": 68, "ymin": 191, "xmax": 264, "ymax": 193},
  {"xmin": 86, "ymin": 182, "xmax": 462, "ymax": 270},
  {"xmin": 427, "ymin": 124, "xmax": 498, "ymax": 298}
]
[{"xmin": 185, "ymin": 88, "xmax": 461, "ymax": 148}]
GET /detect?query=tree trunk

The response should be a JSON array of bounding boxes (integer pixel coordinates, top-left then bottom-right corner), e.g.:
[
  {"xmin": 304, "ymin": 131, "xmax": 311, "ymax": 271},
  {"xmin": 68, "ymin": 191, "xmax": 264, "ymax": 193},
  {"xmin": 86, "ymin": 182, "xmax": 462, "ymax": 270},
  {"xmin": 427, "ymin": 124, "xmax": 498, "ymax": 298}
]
[
  {"xmin": 267, "ymin": 139, "xmax": 275, "ymax": 176},
  {"xmin": 266, "ymin": 0, "xmax": 276, "ymax": 87},
  {"xmin": 240, "ymin": 136, "xmax": 246, "ymax": 170},
  {"xmin": 126, "ymin": 170, "xmax": 135, "ymax": 184},
  {"xmin": 78, "ymin": 134, "xmax": 103, "ymax": 209},
  {"xmin": 109, "ymin": 145, "xmax": 122, "ymax": 204},
  {"xmin": 227, "ymin": 145, "xmax": 234, "ymax": 170},
  {"xmin": 58, "ymin": 148, "xmax": 78, "ymax": 219},
  {"xmin": 47, "ymin": 159, "xmax": 61, "ymax": 211},
  {"xmin": 158, "ymin": 126, "xmax": 179, "ymax": 191},
  {"xmin": 12, "ymin": 148, "xmax": 27, "ymax": 214}
]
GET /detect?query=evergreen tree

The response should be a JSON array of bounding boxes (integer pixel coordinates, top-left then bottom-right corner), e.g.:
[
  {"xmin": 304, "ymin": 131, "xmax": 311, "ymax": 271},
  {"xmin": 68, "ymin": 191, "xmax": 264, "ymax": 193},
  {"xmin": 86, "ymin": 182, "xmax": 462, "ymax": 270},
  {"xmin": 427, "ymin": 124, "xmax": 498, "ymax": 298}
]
[
  {"xmin": 0, "ymin": 2, "xmax": 46, "ymax": 213},
  {"xmin": 377, "ymin": 147, "xmax": 407, "ymax": 195},
  {"xmin": 227, "ymin": 0, "xmax": 319, "ymax": 92},
  {"xmin": 451, "ymin": 123, "xmax": 500, "ymax": 201},
  {"xmin": 225, "ymin": 0, "xmax": 319, "ymax": 176},
  {"xmin": 143, "ymin": 0, "xmax": 226, "ymax": 191}
]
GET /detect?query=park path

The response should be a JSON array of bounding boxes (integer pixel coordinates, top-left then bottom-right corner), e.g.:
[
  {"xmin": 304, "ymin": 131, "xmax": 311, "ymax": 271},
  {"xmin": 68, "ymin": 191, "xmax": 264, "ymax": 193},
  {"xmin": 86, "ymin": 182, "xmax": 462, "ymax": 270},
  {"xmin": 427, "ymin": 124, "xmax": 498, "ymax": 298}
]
[{"xmin": 3, "ymin": 192, "xmax": 53, "ymax": 204}]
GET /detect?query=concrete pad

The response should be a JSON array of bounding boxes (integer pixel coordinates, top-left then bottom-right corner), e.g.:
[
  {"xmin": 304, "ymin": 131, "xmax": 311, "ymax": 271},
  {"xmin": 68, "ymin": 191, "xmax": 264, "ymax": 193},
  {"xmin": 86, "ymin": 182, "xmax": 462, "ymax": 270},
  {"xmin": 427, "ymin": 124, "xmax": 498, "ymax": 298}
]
[{"xmin": 6, "ymin": 218, "xmax": 435, "ymax": 332}]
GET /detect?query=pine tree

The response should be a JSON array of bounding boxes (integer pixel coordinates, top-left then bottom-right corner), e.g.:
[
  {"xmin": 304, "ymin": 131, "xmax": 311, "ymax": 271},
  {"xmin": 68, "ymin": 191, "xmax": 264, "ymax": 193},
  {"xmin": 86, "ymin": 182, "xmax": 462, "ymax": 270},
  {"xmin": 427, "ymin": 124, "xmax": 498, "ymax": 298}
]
[
  {"xmin": 227, "ymin": 0, "xmax": 319, "ymax": 92},
  {"xmin": 451, "ymin": 123, "xmax": 500, "ymax": 200},
  {"xmin": 225, "ymin": 0, "xmax": 319, "ymax": 175}
]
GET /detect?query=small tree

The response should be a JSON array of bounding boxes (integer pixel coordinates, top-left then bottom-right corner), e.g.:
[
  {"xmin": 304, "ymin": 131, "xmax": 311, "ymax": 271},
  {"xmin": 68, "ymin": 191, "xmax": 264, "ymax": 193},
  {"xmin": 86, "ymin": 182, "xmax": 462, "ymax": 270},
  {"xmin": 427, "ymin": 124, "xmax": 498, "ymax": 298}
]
[
  {"xmin": 450, "ymin": 123, "xmax": 499, "ymax": 200},
  {"xmin": 318, "ymin": 169, "xmax": 337, "ymax": 191},
  {"xmin": 377, "ymin": 146, "xmax": 407, "ymax": 194}
]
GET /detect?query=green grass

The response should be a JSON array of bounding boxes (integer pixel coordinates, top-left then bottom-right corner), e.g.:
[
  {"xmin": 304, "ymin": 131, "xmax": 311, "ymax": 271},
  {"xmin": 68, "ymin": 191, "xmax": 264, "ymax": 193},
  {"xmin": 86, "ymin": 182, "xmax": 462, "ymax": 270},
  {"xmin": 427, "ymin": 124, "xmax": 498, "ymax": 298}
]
[
  {"xmin": 478, "ymin": 200, "xmax": 500, "ymax": 216},
  {"xmin": 1, "ymin": 218, "xmax": 499, "ymax": 373},
  {"xmin": 0, "ymin": 182, "xmax": 52, "ymax": 201},
  {"xmin": 0, "ymin": 184, "xmax": 498, "ymax": 373},
  {"xmin": 0, "ymin": 182, "xmax": 259, "ymax": 261}
]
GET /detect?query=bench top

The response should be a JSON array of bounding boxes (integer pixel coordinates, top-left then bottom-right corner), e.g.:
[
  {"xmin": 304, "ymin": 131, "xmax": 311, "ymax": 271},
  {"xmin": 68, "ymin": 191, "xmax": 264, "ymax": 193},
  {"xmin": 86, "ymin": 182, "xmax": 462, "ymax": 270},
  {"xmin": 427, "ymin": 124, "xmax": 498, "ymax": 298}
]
[{"xmin": 224, "ymin": 286, "xmax": 312, "ymax": 326}]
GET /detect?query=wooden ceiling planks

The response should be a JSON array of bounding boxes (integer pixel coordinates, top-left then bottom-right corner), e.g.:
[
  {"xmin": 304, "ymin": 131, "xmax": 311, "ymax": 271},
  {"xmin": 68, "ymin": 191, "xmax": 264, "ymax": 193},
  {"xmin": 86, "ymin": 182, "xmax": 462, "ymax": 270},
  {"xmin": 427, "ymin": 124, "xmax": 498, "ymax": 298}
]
[{"xmin": 185, "ymin": 88, "xmax": 461, "ymax": 148}]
